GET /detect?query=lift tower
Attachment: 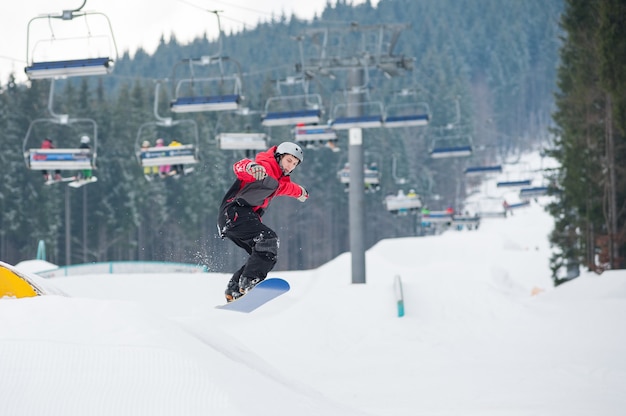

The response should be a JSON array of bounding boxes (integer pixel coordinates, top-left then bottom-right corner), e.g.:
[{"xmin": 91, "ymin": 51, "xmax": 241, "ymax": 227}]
[{"xmin": 297, "ymin": 23, "xmax": 414, "ymax": 284}]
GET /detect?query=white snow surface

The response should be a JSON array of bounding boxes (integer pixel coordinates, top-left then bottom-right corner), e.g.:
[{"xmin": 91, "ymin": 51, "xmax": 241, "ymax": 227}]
[{"xmin": 2, "ymin": 154, "xmax": 626, "ymax": 415}]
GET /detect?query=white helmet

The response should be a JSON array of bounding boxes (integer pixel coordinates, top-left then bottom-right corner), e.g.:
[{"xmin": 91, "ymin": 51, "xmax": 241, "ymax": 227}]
[
  {"xmin": 275, "ymin": 142, "xmax": 304, "ymax": 164},
  {"xmin": 80, "ymin": 135, "xmax": 90, "ymax": 144}
]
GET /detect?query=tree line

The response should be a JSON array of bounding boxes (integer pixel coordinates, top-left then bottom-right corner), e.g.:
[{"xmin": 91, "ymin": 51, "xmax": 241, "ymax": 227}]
[{"xmin": 549, "ymin": 0, "xmax": 626, "ymax": 282}]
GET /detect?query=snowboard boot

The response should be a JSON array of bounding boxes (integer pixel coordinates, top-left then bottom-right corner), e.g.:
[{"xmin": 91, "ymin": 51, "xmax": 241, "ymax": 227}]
[
  {"xmin": 225, "ymin": 291, "xmax": 243, "ymax": 303},
  {"xmin": 238, "ymin": 276, "xmax": 262, "ymax": 294},
  {"xmin": 225, "ymin": 279, "xmax": 242, "ymax": 303}
]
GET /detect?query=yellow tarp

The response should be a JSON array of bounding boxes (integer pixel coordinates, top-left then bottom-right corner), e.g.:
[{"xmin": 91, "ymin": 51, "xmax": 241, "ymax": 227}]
[{"xmin": 0, "ymin": 265, "xmax": 40, "ymax": 298}]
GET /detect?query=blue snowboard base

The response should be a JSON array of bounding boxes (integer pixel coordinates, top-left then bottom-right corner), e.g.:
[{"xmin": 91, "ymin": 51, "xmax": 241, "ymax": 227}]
[{"xmin": 216, "ymin": 278, "xmax": 290, "ymax": 313}]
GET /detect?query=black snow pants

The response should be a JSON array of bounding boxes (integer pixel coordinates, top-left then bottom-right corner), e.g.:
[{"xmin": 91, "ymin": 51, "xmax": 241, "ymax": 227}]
[{"xmin": 218, "ymin": 202, "xmax": 279, "ymax": 292}]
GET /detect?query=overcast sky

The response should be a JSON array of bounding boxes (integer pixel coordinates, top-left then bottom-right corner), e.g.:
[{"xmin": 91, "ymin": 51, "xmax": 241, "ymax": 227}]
[{"xmin": 1, "ymin": 0, "xmax": 377, "ymax": 83}]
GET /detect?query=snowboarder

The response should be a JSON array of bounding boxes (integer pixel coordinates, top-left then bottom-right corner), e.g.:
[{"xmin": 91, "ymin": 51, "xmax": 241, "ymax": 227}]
[{"xmin": 217, "ymin": 142, "xmax": 308, "ymax": 302}]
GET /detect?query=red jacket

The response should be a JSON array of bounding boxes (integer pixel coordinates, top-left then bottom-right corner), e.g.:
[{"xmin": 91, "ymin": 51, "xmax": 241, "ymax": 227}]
[{"xmin": 225, "ymin": 146, "xmax": 302, "ymax": 214}]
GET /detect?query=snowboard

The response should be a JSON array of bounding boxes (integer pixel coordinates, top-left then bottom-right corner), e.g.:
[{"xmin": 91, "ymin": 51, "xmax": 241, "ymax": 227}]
[
  {"xmin": 216, "ymin": 278, "xmax": 289, "ymax": 313},
  {"xmin": 68, "ymin": 176, "xmax": 98, "ymax": 188}
]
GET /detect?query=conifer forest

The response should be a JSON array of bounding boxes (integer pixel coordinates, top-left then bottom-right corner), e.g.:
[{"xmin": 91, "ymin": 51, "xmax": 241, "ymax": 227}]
[{"xmin": 0, "ymin": 0, "xmax": 624, "ymax": 282}]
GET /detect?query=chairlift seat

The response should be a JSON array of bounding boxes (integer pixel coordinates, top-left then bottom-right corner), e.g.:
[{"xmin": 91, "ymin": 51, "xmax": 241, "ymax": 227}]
[
  {"xmin": 519, "ymin": 186, "xmax": 548, "ymax": 198},
  {"xmin": 496, "ymin": 179, "xmax": 532, "ymax": 188},
  {"xmin": 452, "ymin": 215, "xmax": 481, "ymax": 227},
  {"xmin": 27, "ymin": 148, "xmax": 93, "ymax": 170},
  {"xmin": 337, "ymin": 169, "xmax": 350, "ymax": 184},
  {"xmin": 385, "ymin": 195, "xmax": 422, "ymax": 211},
  {"xmin": 429, "ymin": 145, "xmax": 473, "ymax": 158},
  {"xmin": 170, "ymin": 94, "xmax": 240, "ymax": 113},
  {"xmin": 384, "ymin": 113, "xmax": 429, "ymax": 128},
  {"xmin": 364, "ymin": 169, "xmax": 380, "ymax": 185},
  {"xmin": 331, "ymin": 115, "xmax": 383, "ymax": 130},
  {"xmin": 25, "ymin": 57, "xmax": 113, "ymax": 80},
  {"xmin": 217, "ymin": 133, "xmax": 268, "ymax": 150},
  {"xmin": 262, "ymin": 109, "xmax": 321, "ymax": 127},
  {"xmin": 139, "ymin": 144, "xmax": 197, "ymax": 166},
  {"xmin": 421, "ymin": 211, "xmax": 453, "ymax": 223},
  {"xmin": 464, "ymin": 165, "xmax": 503, "ymax": 175},
  {"xmin": 294, "ymin": 125, "xmax": 337, "ymax": 141}
]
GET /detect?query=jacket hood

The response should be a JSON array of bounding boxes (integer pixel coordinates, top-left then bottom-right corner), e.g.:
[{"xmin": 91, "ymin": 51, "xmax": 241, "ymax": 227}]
[{"xmin": 255, "ymin": 146, "xmax": 283, "ymax": 177}]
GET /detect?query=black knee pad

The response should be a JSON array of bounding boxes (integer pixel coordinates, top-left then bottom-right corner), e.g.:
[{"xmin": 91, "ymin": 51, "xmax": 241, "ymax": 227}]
[{"xmin": 254, "ymin": 235, "xmax": 279, "ymax": 260}]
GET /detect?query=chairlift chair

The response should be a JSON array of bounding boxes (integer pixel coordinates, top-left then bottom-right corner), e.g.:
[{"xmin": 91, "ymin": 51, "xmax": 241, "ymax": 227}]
[
  {"xmin": 217, "ymin": 133, "xmax": 268, "ymax": 151},
  {"xmin": 384, "ymin": 192, "xmax": 422, "ymax": 214},
  {"xmin": 504, "ymin": 200, "xmax": 531, "ymax": 210},
  {"xmin": 24, "ymin": 7, "xmax": 118, "ymax": 79},
  {"xmin": 464, "ymin": 165, "xmax": 503, "ymax": 175},
  {"xmin": 135, "ymin": 81, "xmax": 200, "ymax": 173},
  {"xmin": 451, "ymin": 214, "xmax": 481, "ymax": 230},
  {"xmin": 294, "ymin": 124, "xmax": 337, "ymax": 142},
  {"xmin": 496, "ymin": 179, "xmax": 533, "ymax": 188},
  {"xmin": 421, "ymin": 210, "xmax": 454, "ymax": 224},
  {"xmin": 261, "ymin": 94, "xmax": 324, "ymax": 126},
  {"xmin": 429, "ymin": 135, "xmax": 473, "ymax": 159},
  {"xmin": 384, "ymin": 101, "xmax": 430, "ymax": 128},
  {"xmin": 23, "ymin": 118, "xmax": 97, "ymax": 172},
  {"xmin": 519, "ymin": 186, "xmax": 549, "ymax": 199},
  {"xmin": 214, "ymin": 107, "xmax": 269, "ymax": 151},
  {"xmin": 337, "ymin": 163, "xmax": 381, "ymax": 191},
  {"xmin": 330, "ymin": 101, "xmax": 384, "ymax": 130},
  {"xmin": 170, "ymin": 57, "xmax": 243, "ymax": 113},
  {"xmin": 136, "ymin": 120, "xmax": 200, "ymax": 168},
  {"xmin": 495, "ymin": 162, "xmax": 534, "ymax": 188},
  {"xmin": 170, "ymin": 72, "xmax": 242, "ymax": 113},
  {"xmin": 23, "ymin": 78, "xmax": 98, "ymax": 172}
]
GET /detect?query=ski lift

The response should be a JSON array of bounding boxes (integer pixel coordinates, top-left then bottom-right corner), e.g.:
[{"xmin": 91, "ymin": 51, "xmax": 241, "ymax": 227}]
[
  {"xmin": 384, "ymin": 190, "xmax": 422, "ymax": 215},
  {"xmin": 169, "ymin": 56, "xmax": 243, "ymax": 113},
  {"xmin": 164, "ymin": 11, "xmax": 239, "ymax": 113},
  {"xmin": 23, "ymin": 80, "xmax": 97, "ymax": 173},
  {"xmin": 420, "ymin": 209, "xmax": 454, "ymax": 224},
  {"xmin": 294, "ymin": 124, "xmax": 336, "ymax": 142},
  {"xmin": 427, "ymin": 96, "xmax": 473, "ymax": 158},
  {"xmin": 262, "ymin": 95, "xmax": 323, "ymax": 126},
  {"xmin": 215, "ymin": 108, "xmax": 269, "ymax": 152},
  {"xmin": 329, "ymin": 77, "xmax": 384, "ymax": 130},
  {"xmin": 293, "ymin": 123, "xmax": 339, "ymax": 151},
  {"xmin": 519, "ymin": 186, "xmax": 549, "ymax": 199},
  {"xmin": 451, "ymin": 214, "xmax": 481, "ymax": 230},
  {"xmin": 24, "ymin": 4, "xmax": 118, "ymax": 79},
  {"xmin": 464, "ymin": 165, "xmax": 502, "ymax": 175},
  {"xmin": 496, "ymin": 162, "xmax": 533, "ymax": 188},
  {"xmin": 496, "ymin": 179, "xmax": 532, "ymax": 188},
  {"xmin": 261, "ymin": 76, "xmax": 324, "ymax": 126},
  {"xmin": 503, "ymin": 200, "xmax": 531, "ymax": 211},
  {"xmin": 337, "ymin": 162, "xmax": 381, "ymax": 192},
  {"xmin": 429, "ymin": 135, "xmax": 473, "ymax": 159},
  {"xmin": 217, "ymin": 132, "xmax": 268, "ymax": 151},
  {"xmin": 383, "ymin": 89, "xmax": 430, "ymax": 128},
  {"xmin": 330, "ymin": 99, "xmax": 384, "ymax": 130},
  {"xmin": 135, "ymin": 82, "xmax": 200, "ymax": 177}
]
